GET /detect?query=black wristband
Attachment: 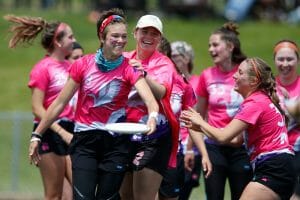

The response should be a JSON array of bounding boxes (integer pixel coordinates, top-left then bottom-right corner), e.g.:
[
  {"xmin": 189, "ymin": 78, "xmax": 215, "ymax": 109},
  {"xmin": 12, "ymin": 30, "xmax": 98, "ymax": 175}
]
[{"xmin": 31, "ymin": 132, "xmax": 42, "ymax": 139}]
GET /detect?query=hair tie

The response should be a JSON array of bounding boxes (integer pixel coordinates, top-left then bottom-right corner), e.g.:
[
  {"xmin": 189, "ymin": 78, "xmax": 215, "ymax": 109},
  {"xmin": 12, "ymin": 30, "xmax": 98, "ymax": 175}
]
[
  {"xmin": 274, "ymin": 41, "xmax": 299, "ymax": 54},
  {"xmin": 99, "ymin": 15, "xmax": 122, "ymax": 33}
]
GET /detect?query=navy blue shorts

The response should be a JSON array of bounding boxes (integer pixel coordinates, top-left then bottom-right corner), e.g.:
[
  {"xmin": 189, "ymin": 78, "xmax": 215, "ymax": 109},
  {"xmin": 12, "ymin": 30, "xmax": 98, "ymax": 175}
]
[
  {"xmin": 253, "ymin": 153, "xmax": 296, "ymax": 200},
  {"xmin": 159, "ymin": 153, "xmax": 185, "ymax": 198},
  {"xmin": 33, "ymin": 120, "xmax": 74, "ymax": 156}
]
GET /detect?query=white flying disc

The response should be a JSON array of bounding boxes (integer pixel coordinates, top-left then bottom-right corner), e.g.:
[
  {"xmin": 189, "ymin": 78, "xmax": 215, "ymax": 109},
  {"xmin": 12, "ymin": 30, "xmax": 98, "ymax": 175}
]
[{"xmin": 105, "ymin": 122, "xmax": 150, "ymax": 134}]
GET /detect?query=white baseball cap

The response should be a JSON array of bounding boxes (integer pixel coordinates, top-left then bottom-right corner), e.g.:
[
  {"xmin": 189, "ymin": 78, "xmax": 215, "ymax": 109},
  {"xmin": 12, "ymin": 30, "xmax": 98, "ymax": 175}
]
[{"xmin": 136, "ymin": 15, "xmax": 163, "ymax": 34}]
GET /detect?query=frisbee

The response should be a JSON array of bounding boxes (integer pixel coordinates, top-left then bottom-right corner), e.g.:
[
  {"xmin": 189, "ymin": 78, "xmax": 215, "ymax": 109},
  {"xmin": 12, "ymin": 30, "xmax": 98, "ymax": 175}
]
[{"xmin": 105, "ymin": 122, "xmax": 150, "ymax": 134}]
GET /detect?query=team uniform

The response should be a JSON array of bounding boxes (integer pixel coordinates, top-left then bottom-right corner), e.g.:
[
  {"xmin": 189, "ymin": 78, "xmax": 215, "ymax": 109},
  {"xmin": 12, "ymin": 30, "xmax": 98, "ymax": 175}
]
[
  {"xmin": 276, "ymin": 76, "xmax": 300, "ymax": 196},
  {"xmin": 28, "ymin": 55, "xmax": 74, "ymax": 155},
  {"xmin": 159, "ymin": 74, "xmax": 197, "ymax": 198},
  {"xmin": 68, "ymin": 54, "xmax": 143, "ymax": 199},
  {"xmin": 124, "ymin": 50, "xmax": 178, "ymax": 175},
  {"xmin": 196, "ymin": 65, "xmax": 252, "ymax": 200},
  {"xmin": 235, "ymin": 91, "xmax": 295, "ymax": 200}
]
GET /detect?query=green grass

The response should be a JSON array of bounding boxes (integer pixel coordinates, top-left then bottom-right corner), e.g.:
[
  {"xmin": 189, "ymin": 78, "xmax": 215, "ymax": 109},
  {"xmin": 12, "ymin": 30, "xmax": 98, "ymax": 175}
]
[{"xmin": 0, "ymin": 7, "xmax": 300, "ymax": 199}]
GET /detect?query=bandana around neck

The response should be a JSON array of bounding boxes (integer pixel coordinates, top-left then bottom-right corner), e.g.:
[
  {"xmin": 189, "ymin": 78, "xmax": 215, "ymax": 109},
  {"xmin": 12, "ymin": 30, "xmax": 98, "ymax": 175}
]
[{"xmin": 95, "ymin": 48, "xmax": 124, "ymax": 72}]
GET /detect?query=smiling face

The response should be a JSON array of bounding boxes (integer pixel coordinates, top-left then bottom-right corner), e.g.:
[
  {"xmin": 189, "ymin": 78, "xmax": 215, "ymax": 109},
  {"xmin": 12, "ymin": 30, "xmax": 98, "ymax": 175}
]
[
  {"xmin": 233, "ymin": 60, "xmax": 255, "ymax": 97},
  {"xmin": 208, "ymin": 33, "xmax": 233, "ymax": 66},
  {"xmin": 56, "ymin": 25, "xmax": 76, "ymax": 57},
  {"xmin": 134, "ymin": 26, "xmax": 162, "ymax": 54},
  {"xmin": 274, "ymin": 47, "xmax": 299, "ymax": 83},
  {"xmin": 101, "ymin": 23, "xmax": 127, "ymax": 60}
]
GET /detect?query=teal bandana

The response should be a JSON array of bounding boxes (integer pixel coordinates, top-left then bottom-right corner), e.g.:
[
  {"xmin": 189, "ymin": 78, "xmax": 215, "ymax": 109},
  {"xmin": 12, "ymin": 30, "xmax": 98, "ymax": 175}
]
[{"xmin": 95, "ymin": 48, "xmax": 124, "ymax": 72}]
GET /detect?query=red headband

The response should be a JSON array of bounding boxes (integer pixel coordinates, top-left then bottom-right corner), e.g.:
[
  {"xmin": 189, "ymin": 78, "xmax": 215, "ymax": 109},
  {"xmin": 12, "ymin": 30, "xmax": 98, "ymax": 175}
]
[
  {"xmin": 99, "ymin": 15, "xmax": 123, "ymax": 33},
  {"xmin": 274, "ymin": 41, "xmax": 299, "ymax": 54}
]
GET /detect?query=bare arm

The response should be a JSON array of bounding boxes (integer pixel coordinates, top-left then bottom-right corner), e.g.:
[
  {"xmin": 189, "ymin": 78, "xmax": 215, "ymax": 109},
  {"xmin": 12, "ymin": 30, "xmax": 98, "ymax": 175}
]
[
  {"xmin": 181, "ymin": 107, "xmax": 248, "ymax": 144},
  {"xmin": 134, "ymin": 77, "xmax": 159, "ymax": 134}
]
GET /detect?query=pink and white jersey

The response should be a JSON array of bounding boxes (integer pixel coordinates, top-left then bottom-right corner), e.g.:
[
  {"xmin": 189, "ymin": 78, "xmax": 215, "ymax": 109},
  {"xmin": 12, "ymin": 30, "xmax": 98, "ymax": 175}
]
[
  {"xmin": 171, "ymin": 74, "xmax": 196, "ymax": 144},
  {"xmin": 276, "ymin": 76, "xmax": 300, "ymax": 151},
  {"xmin": 196, "ymin": 65, "xmax": 243, "ymax": 143},
  {"xmin": 235, "ymin": 91, "xmax": 293, "ymax": 164},
  {"xmin": 123, "ymin": 50, "xmax": 176, "ymax": 133},
  {"xmin": 69, "ymin": 54, "xmax": 142, "ymax": 132},
  {"xmin": 28, "ymin": 55, "xmax": 74, "ymax": 122}
]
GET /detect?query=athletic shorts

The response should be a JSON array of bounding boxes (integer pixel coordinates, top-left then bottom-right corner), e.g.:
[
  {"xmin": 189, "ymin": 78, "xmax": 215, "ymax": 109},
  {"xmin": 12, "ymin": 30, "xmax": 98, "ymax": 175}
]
[
  {"xmin": 205, "ymin": 143, "xmax": 252, "ymax": 172},
  {"xmin": 184, "ymin": 154, "xmax": 202, "ymax": 187},
  {"xmin": 253, "ymin": 153, "xmax": 296, "ymax": 200},
  {"xmin": 69, "ymin": 130, "xmax": 130, "ymax": 199},
  {"xmin": 293, "ymin": 151, "xmax": 300, "ymax": 195},
  {"xmin": 33, "ymin": 120, "xmax": 74, "ymax": 156},
  {"xmin": 159, "ymin": 153, "xmax": 185, "ymax": 198},
  {"xmin": 129, "ymin": 131, "xmax": 172, "ymax": 175},
  {"xmin": 69, "ymin": 130, "xmax": 130, "ymax": 173}
]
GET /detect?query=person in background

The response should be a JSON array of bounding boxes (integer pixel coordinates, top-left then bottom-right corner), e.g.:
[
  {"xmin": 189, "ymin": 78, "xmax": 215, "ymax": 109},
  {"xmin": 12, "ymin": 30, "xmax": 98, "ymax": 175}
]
[
  {"xmin": 193, "ymin": 22, "xmax": 253, "ymax": 200},
  {"xmin": 120, "ymin": 15, "xmax": 179, "ymax": 200},
  {"xmin": 67, "ymin": 41, "xmax": 84, "ymax": 63},
  {"xmin": 156, "ymin": 37, "xmax": 212, "ymax": 200},
  {"xmin": 273, "ymin": 39, "xmax": 300, "ymax": 200},
  {"xmin": 181, "ymin": 57, "xmax": 296, "ymax": 200},
  {"xmin": 170, "ymin": 40, "xmax": 212, "ymax": 200},
  {"xmin": 27, "ymin": 8, "xmax": 159, "ymax": 200},
  {"xmin": 4, "ymin": 15, "xmax": 76, "ymax": 200}
]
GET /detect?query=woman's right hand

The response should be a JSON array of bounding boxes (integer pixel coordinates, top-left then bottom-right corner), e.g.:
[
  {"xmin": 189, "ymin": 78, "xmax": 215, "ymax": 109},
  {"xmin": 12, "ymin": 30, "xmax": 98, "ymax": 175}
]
[{"xmin": 29, "ymin": 141, "xmax": 41, "ymax": 166}]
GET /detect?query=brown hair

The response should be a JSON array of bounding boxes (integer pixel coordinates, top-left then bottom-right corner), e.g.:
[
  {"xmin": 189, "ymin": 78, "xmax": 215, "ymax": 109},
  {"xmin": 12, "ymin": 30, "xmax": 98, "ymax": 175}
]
[
  {"xmin": 246, "ymin": 57, "xmax": 288, "ymax": 124},
  {"xmin": 96, "ymin": 8, "xmax": 126, "ymax": 47},
  {"xmin": 4, "ymin": 15, "xmax": 67, "ymax": 53},
  {"xmin": 212, "ymin": 21, "xmax": 247, "ymax": 64}
]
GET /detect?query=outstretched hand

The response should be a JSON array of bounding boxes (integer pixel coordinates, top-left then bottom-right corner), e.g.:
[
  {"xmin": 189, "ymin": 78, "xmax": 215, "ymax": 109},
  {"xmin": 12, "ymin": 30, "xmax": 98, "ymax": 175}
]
[{"xmin": 180, "ymin": 107, "xmax": 203, "ymax": 131}]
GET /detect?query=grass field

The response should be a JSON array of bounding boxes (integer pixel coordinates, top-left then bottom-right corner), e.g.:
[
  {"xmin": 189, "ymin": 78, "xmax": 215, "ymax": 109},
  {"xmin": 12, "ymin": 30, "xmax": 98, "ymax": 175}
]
[{"xmin": 0, "ymin": 6, "xmax": 300, "ymax": 199}]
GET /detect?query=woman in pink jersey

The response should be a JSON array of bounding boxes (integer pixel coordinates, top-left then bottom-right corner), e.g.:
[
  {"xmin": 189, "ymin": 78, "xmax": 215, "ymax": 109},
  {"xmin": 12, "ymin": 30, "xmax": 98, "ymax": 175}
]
[
  {"xmin": 192, "ymin": 22, "xmax": 252, "ymax": 200},
  {"xmin": 169, "ymin": 40, "xmax": 212, "ymax": 200},
  {"xmin": 156, "ymin": 38, "xmax": 212, "ymax": 200},
  {"xmin": 5, "ymin": 15, "xmax": 76, "ymax": 199},
  {"xmin": 274, "ymin": 39, "xmax": 300, "ymax": 200},
  {"xmin": 181, "ymin": 57, "xmax": 296, "ymax": 200},
  {"xmin": 120, "ymin": 15, "xmax": 178, "ymax": 200},
  {"xmin": 27, "ymin": 8, "xmax": 159, "ymax": 200}
]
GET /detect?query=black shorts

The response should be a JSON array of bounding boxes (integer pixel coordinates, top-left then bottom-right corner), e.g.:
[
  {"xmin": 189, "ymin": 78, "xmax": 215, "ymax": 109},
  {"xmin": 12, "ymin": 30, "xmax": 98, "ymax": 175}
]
[
  {"xmin": 294, "ymin": 151, "xmax": 300, "ymax": 195},
  {"xmin": 205, "ymin": 143, "xmax": 252, "ymax": 172},
  {"xmin": 69, "ymin": 130, "xmax": 130, "ymax": 199},
  {"xmin": 129, "ymin": 131, "xmax": 172, "ymax": 175},
  {"xmin": 253, "ymin": 153, "xmax": 296, "ymax": 200},
  {"xmin": 33, "ymin": 120, "xmax": 74, "ymax": 156},
  {"xmin": 159, "ymin": 153, "xmax": 185, "ymax": 198}
]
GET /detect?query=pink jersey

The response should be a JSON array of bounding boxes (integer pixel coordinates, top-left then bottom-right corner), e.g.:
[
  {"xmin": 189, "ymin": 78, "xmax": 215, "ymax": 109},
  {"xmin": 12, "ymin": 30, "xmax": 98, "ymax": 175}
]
[
  {"xmin": 69, "ymin": 54, "xmax": 142, "ymax": 132},
  {"xmin": 28, "ymin": 55, "xmax": 74, "ymax": 122},
  {"xmin": 123, "ymin": 50, "xmax": 176, "ymax": 131},
  {"xmin": 234, "ymin": 91, "xmax": 293, "ymax": 164},
  {"xmin": 196, "ymin": 65, "xmax": 243, "ymax": 143},
  {"xmin": 170, "ymin": 74, "xmax": 196, "ymax": 143},
  {"xmin": 276, "ymin": 76, "xmax": 300, "ymax": 151}
]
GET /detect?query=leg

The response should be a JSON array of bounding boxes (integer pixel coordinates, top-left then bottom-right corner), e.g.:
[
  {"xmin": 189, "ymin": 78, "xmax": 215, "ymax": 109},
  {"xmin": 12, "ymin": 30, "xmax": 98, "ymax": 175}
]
[
  {"xmin": 62, "ymin": 155, "xmax": 73, "ymax": 200},
  {"xmin": 133, "ymin": 168, "xmax": 163, "ymax": 200},
  {"xmin": 96, "ymin": 170, "xmax": 125, "ymax": 200},
  {"xmin": 240, "ymin": 182, "xmax": 280, "ymax": 200},
  {"xmin": 204, "ymin": 165, "xmax": 227, "ymax": 200},
  {"xmin": 38, "ymin": 152, "xmax": 66, "ymax": 200},
  {"xmin": 119, "ymin": 172, "xmax": 134, "ymax": 200}
]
